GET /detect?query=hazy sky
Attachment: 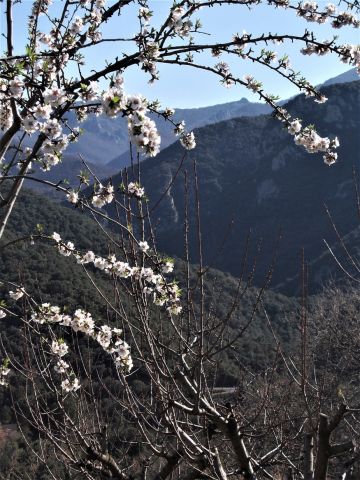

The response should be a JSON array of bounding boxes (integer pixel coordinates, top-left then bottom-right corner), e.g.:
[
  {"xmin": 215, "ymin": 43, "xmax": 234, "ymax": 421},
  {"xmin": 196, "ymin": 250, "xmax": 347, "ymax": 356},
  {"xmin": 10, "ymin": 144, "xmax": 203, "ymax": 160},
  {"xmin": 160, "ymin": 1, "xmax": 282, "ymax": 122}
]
[{"xmin": 2, "ymin": 0, "xmax": 359, "ymax": 108}]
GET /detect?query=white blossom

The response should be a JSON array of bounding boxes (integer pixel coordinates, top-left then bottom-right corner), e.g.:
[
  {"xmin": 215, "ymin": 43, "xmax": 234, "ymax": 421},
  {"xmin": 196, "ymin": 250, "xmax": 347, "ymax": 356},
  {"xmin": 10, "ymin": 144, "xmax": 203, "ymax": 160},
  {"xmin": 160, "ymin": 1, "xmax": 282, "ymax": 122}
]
[
  {"xmin": 92, "ymin": 183, "xmax": 114, "ymax": 208},
  {"xmin": 161, "ymin": 260, "xmax": 174, "ymax": 274},
  {"xmin": 9, "ymin": 78, "xmax": 24, "ymax": 98},
  {"xmin": 128, "ymin": 114, "xmax": 161, "ymax": 157},
  {"xmin": 69, "ymin": 17, "xmax": 84, "ymax": 35},
  {"xmin": 127, "ymin": 182, "xmax": 145, "ymax": 198},
  {"xmin": 41, "ymin": 118, "xmax": 62, "ymax": 139},
  {"xmin": 9, "ymin": 288, "xmax": 24, "ymax": 301},
  {"xmin": 0, "ymin": 364, "xmax": 10, "ymax": 386},
  {"xmin": 323, "ymin": 151, "xmax": 338, "ymax": 165},
  {"xmin": 67, "ymin": 190, "xmax": 79, "ymax": 204},
  {"xmin": 22, "ymin": 116, "xmax": 39, "ymax": 134},
  {"xmin": 81, "ymin": 251, "xmax": 95, "ymax": 264},
  {"xmin": 58, "ymin": 241, "xmax": 75, "ymax": 256},
  {"xmin": 72, "ymin": 309, "xmax": 95, "ymax": 335},
  {"xmin": 180, "ymin": 132, "xmax": 196, "ymax": 150},
  {"xmin": 96, "ymin": 325, "xmax": 112, "ymax": 349},
  {"xmin": 139, "ymin": 241, "xmax": 150, "ymax": 253},
  {"xmin": 54, "ymin": 359, "xmax": 70, "ymax": 373},
  {"xmin": 80, "ymin": 81, "xmax": 99, "ymax": 101},
  {"xmin": 51, "ymin": 339, "xmax": 69, "ymax": 357},
  {"xmin": 52, "ymin": 232, "xmax": 61, "ymax": 243},
  {"xmin": 314, "ymin": 95, "xmax": 328, "ymax": 104},
  {"xmin": 174, "ymin": 121, "xmax": 185, "ymax": 136},
  {"xmin": 61, "ymin": 377, "xmax": 80, "ymax": 392},
  {"xmin": 43, "ymin": 87, "xmax": 67, "ymax": 106},
  {"xmin": 94, "ymin": 257, "xmax": 108, "ymax": 270},
  {"xmin": 326, "ymin": 3, "xmax": 336, "ymax": 14},
  {"xmin": 288, "ymin": 119, "xmax": 302, "ymax": 135}
]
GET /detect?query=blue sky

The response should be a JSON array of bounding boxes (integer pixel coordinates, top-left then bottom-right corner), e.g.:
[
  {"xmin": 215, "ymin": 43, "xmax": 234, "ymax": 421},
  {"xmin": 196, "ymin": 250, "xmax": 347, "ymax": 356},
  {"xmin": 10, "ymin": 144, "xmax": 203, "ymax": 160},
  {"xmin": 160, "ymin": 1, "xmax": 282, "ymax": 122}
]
[{"xmin": 1, "ymin": 0, "xmax": 359, "ymax": 108}]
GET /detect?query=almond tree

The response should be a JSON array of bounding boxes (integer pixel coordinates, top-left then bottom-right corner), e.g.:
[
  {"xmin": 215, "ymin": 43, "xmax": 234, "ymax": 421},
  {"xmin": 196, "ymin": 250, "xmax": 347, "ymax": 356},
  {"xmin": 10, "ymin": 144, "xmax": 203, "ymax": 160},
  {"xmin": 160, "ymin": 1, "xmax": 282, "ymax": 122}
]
[
  {"xmin": 0, "ymin": 1, "xmax": 360, "ymax": 479},
  {"xmin": 1, "ymin": 0, "xmax": 359, "ymax": 237}
]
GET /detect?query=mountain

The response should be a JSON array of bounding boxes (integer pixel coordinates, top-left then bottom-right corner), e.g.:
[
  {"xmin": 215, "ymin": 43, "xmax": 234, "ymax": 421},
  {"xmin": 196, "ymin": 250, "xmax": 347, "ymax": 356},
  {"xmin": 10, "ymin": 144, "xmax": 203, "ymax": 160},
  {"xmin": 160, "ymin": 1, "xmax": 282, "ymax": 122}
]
[
  {"xmin": 16, "ymin": 71, "xmax": 356, "ymax": 190},
  {"xmin": 17, "ymin": 97, "xmax": 271, "ymax": 193},
  {"xmin": 321, "ymin": 68, "xmax": 358, "ymax": 87},
  {"xmin": 71, "ymin": 70, "xmax": 355, "ymax": 168},
  {"xmin": 97, "ymin": 80, "xmax": 360, "ymax": 295},
  {"xmin": 276, "ymin": 220, "xmax": 360, "ymax": 293},
  {"xmin": 66, "ymin": 98, "xmax": 271, "ymax": 167}
]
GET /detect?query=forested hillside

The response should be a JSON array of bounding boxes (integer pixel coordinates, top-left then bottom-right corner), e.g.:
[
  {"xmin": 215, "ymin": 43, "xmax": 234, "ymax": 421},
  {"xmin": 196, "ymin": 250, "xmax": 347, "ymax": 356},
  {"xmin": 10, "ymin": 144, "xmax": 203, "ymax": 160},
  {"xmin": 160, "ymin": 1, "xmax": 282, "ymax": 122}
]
[
  {"xmin": 0, "ymin": 188, "xmax": 297, "ymax": 387},
  {"xmin": 98, "ymin": 81, "xmax": 360, "ymax": 294}
]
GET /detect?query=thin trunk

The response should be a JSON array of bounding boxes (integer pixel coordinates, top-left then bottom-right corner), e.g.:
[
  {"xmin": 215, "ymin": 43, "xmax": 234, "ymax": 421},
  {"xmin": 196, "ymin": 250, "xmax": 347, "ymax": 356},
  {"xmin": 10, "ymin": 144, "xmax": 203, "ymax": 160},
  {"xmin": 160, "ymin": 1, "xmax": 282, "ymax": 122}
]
[
  {"xmin": 0, "ymin": 176, "xmax": 25, "ymax": 240},
  {"xmin": 303, "ymin": 433, "xmax": 314, "ymax": 480},
  {"xmin": 314, "ymin": 414, "xmax": 330, "ymax": 480}
]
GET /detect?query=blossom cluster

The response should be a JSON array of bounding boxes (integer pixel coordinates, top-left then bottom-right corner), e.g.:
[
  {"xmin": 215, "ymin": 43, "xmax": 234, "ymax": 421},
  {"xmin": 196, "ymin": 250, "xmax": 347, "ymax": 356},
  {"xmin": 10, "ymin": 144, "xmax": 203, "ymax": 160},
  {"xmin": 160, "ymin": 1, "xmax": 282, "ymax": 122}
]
[
  {"xmin": 301, "ymin": 42, "xmax": 360, "ymax": 72},
  {"xmin": 1, "ymin": 64, "xmax": 195, "ymax": 175},
  {"xmin": 169, "ymin": 7, "xmax": 193, "ymax": 37},
  {"xmin": 127, "ymin": 182, "xmax": 145, "ymax": 199},
  {"xmin": 242, "ymin": 73, "xmax": 332, "ymax": 159},
  {"xmin": 286, "ymin": 118, "xmax": 340, "ymax": 165},
  {"xmin": 338, "ymin": 44, "xmax": 360, "ymax": 73},
  {"xmin": 101, "ymin": 76, "xmax": 164, "ymax": 156},
  {"xmin": 0, "ymin": 359, "xmax": 10, "ymax": 387},
  {"xmin": 180, "ymin": 132, "xmax": 196, "ymax": 150},
  {"xmin": 51, "ymin": 232, "xmax": 181, "ymax": 315},
  {"xmin": 31, "ymin": 0, "xmax": 105, "ymax": 50},
  {"xmin": 30, "ymin": 302, "xmax": 133, "ymax": 391},
  {"xmin": 268, "ymin": 100, "xmax": 340, "ymax": 164},
  {"xmin": 295, "ymin": 128, "xmax": 340, "ymax": 165},
  {"xmin": 67, "ymin": 180, "xmax": 147, "ymax": 208},
  {"xmin": 21, "ymin": 99, "xmax": 75, "ymax": 171},
  {"xmin": 128, "ymin": 109, "xmax": 161, "ymax": 157},
  {"xmin": 297, "ymin": 2, "xmax": 359, "ymax": 28},
  {"xmin": 92, "ymin": 183, "xmax": 115, "ymax": 208}
]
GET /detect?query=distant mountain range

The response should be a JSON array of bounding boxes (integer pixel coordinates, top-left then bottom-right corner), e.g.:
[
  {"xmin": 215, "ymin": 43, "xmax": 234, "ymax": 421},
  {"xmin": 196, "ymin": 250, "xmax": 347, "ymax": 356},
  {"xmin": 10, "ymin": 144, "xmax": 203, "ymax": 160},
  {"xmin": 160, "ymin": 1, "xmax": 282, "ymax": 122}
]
[
  {"xmin": 96, "ymin": 79, "xmax": 360, "ymax": 295},
  {"xmin": 66, "ymin": 97, "xmax": 271, "ymax": 168},
  {"xmin": 13, "ymin": 68, "xmax": 356, "ymax": 177},
  {"xmin": 65, "ymin": 69, "xmax": 357, "ymax": 169}
]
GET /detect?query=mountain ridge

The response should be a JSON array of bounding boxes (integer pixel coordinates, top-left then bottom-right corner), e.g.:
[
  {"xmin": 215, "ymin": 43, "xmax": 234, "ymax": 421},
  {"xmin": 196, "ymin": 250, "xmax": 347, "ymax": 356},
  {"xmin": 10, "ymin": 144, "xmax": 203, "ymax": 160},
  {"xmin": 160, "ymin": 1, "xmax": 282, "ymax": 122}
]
[{"xmin": 97, "ymin": 80, "xmax": 360, "ymax": 295}]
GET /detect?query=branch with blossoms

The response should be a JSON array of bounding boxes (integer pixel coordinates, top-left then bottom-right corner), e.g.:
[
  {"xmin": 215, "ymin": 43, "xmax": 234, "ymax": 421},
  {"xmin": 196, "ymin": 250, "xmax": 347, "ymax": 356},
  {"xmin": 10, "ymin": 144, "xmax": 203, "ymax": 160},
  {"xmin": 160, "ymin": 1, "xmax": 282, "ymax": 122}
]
[
  {"xmin": 1, "ymin": 1, "xmax": 360, "ymax": 477},
  {"xmin": 0, "ymin": 257, "xmax": 297, "ymax": 480},
  {"xmin": 0, "ymin": 0, "xmax": 359, "ymax": 242},
  {"xmin": 1, "ymin": 170, "xmax": 359, "ymax": 477},
  {"xmin": 0, "ymin": 230, "xmax": 267, "ymax": 479},
  {"xmin": 0, "ymin": 158, "xmax": 288, "ymax": 478}
]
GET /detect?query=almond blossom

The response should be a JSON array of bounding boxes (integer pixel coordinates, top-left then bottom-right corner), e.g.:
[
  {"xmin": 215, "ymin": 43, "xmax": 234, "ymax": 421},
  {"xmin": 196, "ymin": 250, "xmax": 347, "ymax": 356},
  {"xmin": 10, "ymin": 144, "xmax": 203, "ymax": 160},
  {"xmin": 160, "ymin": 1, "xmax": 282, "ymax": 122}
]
[
  {"xmin": 9, "ymin": 288, "xmax": 25, "ymax": 301},
  {"xmin": 0, "ymin": 362, "xmax": 10, "ymax": 386}
]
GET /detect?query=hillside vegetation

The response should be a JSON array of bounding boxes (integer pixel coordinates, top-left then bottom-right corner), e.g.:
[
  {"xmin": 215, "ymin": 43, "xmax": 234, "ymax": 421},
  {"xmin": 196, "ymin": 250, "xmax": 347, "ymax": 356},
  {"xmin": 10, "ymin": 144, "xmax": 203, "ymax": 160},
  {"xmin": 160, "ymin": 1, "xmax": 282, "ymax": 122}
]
[
  {"xmin": 0, "ymin": 188, "xmax": 298, "ymax": 389},
  {"xmin": 98, "ymin": 81, "xmax": 360, "ymax": 294}
]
